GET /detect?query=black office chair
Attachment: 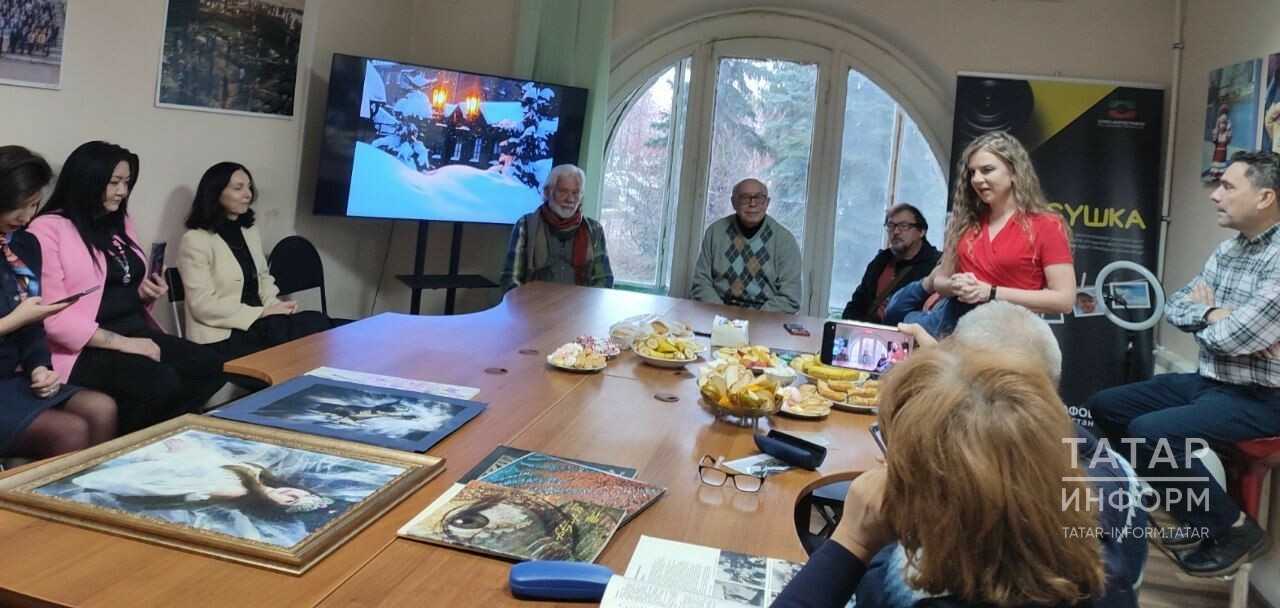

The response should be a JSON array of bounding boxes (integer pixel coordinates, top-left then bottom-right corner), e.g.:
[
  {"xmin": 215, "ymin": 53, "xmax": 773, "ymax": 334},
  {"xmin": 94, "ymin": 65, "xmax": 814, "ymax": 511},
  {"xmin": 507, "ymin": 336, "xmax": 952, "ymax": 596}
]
[
  {"xmin": 793, "ymin": 478, "xmax": 852, "ymax": 555},
  {"xmin": 267, "ymin": 235, "xmax": 331, "ymax": 317},
  {"xmin": 164, "ymin": 267, "xmax": 267, "ymax": 393}
]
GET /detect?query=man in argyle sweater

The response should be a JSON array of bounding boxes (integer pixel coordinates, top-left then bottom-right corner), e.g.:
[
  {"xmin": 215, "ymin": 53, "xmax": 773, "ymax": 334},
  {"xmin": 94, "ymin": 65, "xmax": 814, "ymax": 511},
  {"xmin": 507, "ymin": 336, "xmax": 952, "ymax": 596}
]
[{"xmin": 690, "ymin": 179, "xmax": 801, "ymax": 313}]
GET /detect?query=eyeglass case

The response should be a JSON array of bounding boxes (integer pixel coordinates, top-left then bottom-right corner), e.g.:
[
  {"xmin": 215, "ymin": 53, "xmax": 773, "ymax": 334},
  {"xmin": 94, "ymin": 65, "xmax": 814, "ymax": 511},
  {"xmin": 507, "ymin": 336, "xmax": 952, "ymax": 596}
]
[
  {"xmin": 754, "ymin": 430, "xmax": 827, "ymax": 470},
  {"xmin": 509, "ymin": 561, "xmax": 614, "ymax": 600}
]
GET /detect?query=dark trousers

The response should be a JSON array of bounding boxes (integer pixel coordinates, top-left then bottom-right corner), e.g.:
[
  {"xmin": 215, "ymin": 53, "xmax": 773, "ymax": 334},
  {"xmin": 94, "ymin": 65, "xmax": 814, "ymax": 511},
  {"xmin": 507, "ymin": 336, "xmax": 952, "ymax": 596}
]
[
  {"xmin": 69, "ymin": 329, "xmax": 226, "ymax": 434},
  {"xmin": 206, "ymin": 311, "xmax": 332, "ymax": 361},
  {"xmin": 881, "ymin": 280, "xmax": 974, "ymax": 338},
  {"xmin": 1087, "ymin": 373, "xmax": 1280, "ymax": 536}
]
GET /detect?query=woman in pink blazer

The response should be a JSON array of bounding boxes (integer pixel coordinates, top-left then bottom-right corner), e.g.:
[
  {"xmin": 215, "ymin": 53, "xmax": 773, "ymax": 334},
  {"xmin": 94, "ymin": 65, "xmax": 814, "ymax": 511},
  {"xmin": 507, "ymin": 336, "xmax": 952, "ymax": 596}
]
[{"xmin": 28, "ymin": 141, "xmax": 224, "ymax": 433}]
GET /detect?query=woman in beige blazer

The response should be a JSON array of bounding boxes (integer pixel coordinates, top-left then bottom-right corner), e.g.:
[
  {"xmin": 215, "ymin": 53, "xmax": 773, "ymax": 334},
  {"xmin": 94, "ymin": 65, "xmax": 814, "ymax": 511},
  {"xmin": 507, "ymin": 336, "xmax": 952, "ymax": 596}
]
[{"xmin": 177, "ymin": 163, "xmax": 330, "ymax": 360}]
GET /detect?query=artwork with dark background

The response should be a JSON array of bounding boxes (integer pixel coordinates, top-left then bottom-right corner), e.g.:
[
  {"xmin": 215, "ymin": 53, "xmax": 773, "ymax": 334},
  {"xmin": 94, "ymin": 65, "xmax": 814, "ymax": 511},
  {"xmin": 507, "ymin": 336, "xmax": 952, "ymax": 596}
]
[{"xmin": 156, "ymin": 0, "xmax": 303, "ymax": 117}]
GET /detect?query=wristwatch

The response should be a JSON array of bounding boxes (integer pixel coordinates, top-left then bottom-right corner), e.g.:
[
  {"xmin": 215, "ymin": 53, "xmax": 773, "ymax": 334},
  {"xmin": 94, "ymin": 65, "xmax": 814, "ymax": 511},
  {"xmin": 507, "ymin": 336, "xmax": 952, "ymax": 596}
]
[{"xmin": 988, "ymin": 285, "xmax": 997, "ymax": 302}]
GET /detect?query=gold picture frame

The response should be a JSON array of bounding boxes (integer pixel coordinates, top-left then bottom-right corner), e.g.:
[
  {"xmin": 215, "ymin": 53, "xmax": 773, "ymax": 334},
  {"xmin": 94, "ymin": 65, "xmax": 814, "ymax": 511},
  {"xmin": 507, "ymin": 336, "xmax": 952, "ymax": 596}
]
[{"xmin": 0, "ymin": 415, "xmax": 442, "ymax": 575}]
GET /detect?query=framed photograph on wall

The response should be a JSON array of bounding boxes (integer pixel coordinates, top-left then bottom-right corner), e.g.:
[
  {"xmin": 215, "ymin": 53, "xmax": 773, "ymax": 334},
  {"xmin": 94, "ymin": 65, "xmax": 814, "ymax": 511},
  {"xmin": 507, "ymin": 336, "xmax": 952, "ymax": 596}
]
[
  {"xmin": 0, "ymin": 0, "xmax": 66, "ymax": 89},
  {"xmin": 1202, "ymin": 58, "xmax": 1261, "ymax": 182},
  {"xmin": 0, "ymin": 415, "xmax": 442, "ymax": 574},
  {"xmin": 155, "ymin": 0, "xmax": 304, "ymax": 118},
  {"xmin": 211, "ymin": 375, "xmax": 487, "ymax": 453},
  {"xmin": 1262, "ymin": 53, "xmax": 1280, "ymax": 155}
]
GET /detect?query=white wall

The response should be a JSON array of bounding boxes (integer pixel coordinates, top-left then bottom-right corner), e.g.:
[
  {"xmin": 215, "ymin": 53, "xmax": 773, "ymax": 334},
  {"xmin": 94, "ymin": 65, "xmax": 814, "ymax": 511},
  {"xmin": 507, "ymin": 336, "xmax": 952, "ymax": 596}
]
[{"xmin": 1163, "ymin": 2, "xmax": 1280, "ymax": 603}]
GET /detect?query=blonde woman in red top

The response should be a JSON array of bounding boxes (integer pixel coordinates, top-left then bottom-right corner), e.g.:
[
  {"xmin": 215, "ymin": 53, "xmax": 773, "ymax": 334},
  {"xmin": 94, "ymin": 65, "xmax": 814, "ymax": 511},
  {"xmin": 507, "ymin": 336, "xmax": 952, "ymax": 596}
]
[{"xmin": 885, "ymin": 131, "xmax": 1075, "ymax": 336}]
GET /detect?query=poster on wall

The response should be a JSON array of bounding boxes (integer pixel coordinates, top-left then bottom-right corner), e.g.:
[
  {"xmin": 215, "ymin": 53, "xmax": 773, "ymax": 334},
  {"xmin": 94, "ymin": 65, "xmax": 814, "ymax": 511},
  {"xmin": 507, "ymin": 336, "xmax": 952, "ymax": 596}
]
[
  {"xmin": 951, "ymin": 73, "xmax": 1164, "ymax": 425},
  {"xmin": 1201, "ymin": 58, "xmax": 1260, "ymax": 182},
  {"xmin": 0, "ymin": 0, "xmax": 66, "ymax": 89},
  {"xmin": 1262, "ymin": 53, "xmax": 1280, "ymax": 155},
  {"xmin": 155, "ymin": 0, "xmax": 304, "ymax": 118}
]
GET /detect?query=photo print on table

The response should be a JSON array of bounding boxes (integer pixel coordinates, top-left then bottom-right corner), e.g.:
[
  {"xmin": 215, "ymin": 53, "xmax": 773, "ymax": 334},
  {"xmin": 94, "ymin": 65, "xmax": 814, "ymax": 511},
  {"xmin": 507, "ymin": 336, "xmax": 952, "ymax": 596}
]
[{"xmin": 212, "ymin": 375, "xmax": 486, "ymax": 453}]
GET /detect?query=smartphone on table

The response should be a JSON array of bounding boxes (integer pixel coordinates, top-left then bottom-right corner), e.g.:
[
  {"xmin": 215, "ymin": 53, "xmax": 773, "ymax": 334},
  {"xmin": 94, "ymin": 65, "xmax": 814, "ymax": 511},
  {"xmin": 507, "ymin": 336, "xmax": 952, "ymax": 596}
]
[
  {"xmin": 783, "ymin": 322, "xmax": 810, "ymax": 336},
  {"xmin": 148, "ymin": 242, "xmax": 167, "ymax": 278},
  {"xmin": 820, "ymin": 320, "xmax": 917, "ymax": 375}
]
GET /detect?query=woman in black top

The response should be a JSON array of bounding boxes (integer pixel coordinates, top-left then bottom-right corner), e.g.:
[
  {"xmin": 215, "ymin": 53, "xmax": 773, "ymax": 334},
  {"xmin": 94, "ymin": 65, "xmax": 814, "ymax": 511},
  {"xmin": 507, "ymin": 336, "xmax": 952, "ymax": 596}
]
[
  {"xmin": 176, "ymin": 162, "xmax": 331, "ymax": 359},
  {"xmin": 29, "ymin": 141, "xmax": 225, "ymax": 434},
  {"xmin": 0, "ymin": 145, "xmax": 116, "ymax": 458}
]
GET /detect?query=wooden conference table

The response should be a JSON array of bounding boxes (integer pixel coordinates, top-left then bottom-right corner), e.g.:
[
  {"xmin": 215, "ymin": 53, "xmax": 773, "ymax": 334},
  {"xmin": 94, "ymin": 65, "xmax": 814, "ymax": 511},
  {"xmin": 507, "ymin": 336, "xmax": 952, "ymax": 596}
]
[{"xmin": 0, "ymin": 282, "xmax": 881, "ymax": 607}]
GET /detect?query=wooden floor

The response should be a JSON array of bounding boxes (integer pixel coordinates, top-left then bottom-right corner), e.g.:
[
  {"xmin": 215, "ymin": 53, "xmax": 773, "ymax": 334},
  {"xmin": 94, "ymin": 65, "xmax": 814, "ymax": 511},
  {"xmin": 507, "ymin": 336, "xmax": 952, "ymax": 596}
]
[{"xmin": 1139, "ymin": 540, "xmax": 1231, "ymax": 608}]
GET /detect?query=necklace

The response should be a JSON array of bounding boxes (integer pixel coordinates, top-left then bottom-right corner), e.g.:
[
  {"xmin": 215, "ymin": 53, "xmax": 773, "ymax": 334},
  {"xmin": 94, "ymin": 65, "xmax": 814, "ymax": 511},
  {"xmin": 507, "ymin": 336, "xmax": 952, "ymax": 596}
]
[{"xmin": 110, "ymin": 238, "xmax": 132, "ymax": 285}]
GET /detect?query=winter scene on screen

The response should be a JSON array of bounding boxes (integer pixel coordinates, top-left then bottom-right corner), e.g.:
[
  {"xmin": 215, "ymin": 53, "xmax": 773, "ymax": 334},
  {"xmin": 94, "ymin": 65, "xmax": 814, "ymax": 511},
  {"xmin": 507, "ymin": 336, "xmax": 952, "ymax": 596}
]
[{"xmin": 348, "ymin": 59, "xmax": 567, "ymax": 223}]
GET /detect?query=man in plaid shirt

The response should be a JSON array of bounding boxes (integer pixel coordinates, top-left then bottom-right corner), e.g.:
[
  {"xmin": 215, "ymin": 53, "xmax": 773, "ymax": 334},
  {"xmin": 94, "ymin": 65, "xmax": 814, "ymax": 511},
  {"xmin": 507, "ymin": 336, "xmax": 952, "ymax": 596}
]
[{"xmin": 1089, "ymin": 151, "xmax": 1280, "ymax": 577}]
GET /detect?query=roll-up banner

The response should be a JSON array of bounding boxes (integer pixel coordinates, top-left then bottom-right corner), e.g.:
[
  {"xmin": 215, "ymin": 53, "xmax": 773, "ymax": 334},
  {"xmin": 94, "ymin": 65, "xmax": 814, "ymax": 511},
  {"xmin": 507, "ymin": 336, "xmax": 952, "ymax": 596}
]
[{"xmin": 950, "ymin": 73, "xmax": 1164, "ymax": 426}]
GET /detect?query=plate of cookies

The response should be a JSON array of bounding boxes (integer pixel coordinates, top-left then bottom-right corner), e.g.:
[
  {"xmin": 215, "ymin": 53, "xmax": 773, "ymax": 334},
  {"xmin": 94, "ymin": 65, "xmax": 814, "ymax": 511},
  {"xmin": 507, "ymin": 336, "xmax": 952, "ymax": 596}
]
[
  {"xmin": 814, "ymin": 378, "xmax": 880, "ymax": 414},
  {"xmin": 776, "ymin": 385, "xmax": 831, "ymax": 419},
  {"xmin": 547, "ymin": 343, "xmax": 607, "ymax": 373}
]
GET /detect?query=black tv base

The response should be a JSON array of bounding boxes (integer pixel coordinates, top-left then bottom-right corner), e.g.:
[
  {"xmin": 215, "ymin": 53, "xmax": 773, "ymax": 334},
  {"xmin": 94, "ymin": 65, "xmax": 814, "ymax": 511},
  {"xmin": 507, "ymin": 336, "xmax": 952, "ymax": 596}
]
[{"xmin": 396, "ymin": 221, "xmax": 498, "ymax": 315}]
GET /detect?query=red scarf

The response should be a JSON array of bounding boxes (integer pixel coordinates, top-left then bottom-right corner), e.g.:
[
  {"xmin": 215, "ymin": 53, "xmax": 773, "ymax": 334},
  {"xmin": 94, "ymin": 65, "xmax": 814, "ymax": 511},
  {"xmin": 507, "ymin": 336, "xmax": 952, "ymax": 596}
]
[{"xmin": 538, "ymin": 202, "xmax": 590, "ymax": 285}]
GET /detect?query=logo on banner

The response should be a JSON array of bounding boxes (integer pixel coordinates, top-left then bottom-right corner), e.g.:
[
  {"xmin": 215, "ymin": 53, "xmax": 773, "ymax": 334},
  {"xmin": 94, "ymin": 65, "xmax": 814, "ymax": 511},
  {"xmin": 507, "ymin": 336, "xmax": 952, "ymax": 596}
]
[
  {"xmin": 1099, "ymin": 99, "xmax": 1146, "ymax": 129},
  {"xmin": 1106, "ymin": 100, "xmax": 1137, "ymax": 119}
]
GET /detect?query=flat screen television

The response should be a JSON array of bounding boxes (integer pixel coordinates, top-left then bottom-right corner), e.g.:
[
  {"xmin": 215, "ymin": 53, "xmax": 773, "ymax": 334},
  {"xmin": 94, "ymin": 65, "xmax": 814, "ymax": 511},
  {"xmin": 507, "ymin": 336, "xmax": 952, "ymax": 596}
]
[{"xmin": 314, "ymin": 53, "xmax": 589, "ymax": 224}]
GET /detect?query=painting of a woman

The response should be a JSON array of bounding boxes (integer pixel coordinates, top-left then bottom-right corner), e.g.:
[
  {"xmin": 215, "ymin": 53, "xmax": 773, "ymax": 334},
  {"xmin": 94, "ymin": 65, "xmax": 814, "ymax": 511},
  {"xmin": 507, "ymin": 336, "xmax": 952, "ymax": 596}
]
[{"xmin": 36, "ymin": 429, "xmax": 405, "ymax": 547}]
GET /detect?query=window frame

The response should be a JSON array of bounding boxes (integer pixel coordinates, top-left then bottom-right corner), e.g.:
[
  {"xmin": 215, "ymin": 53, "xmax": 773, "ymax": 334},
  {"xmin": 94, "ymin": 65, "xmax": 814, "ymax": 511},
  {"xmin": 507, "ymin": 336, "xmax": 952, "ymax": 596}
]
[{"xmin": 605, "ymin": 9, "xmax": 950, "ymax": 312}]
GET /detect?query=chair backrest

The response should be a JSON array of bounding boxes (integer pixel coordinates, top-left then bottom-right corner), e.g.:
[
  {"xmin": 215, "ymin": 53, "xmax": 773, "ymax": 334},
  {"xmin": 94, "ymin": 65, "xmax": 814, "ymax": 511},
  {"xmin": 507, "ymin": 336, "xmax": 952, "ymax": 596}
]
[
  {"xmin": 164, "ymin": 266, "xmax": 185, "ymax": 339},
  {"xmin": 268, "ymin": 235, "xmax": 328, "ymax": 315}
]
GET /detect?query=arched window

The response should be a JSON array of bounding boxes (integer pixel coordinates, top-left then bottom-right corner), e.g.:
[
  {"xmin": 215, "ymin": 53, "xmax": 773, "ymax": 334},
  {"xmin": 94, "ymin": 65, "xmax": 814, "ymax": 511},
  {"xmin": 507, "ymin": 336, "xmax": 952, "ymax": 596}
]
[{"xmin": 601, "ymin": 9, "xmax": 950, "ymax": 314}]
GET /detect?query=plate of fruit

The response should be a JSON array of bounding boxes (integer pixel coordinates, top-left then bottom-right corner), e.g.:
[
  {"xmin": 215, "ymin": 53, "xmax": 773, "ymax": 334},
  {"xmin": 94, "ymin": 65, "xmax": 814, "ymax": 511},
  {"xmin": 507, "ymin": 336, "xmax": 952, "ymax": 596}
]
[
  {"xmin": 634, "ymin": 334, "xmax": 706, "ymax": 368},
  {"xmin": 714, "ymin": 345, "xmax": 783, "ymax": 371},
  {"xmin": 788, "ymin": 354, "xmax": 868, "ymax": 385}
]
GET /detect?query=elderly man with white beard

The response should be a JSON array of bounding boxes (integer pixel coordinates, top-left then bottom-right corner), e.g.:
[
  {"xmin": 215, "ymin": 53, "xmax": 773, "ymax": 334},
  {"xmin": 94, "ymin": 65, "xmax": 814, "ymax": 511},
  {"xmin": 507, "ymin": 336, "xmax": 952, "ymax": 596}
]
[{"xmin": 500, "ymin": 164, "xmax": 614, "ymax": 293}]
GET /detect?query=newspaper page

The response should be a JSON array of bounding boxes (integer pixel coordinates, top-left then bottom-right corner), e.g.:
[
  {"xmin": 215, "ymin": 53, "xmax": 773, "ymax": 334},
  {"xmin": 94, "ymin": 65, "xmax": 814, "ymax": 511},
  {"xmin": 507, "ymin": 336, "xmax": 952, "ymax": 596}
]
[{"xmin": 600, "ymin": 536, "xmax": 805, "ymax": 608}]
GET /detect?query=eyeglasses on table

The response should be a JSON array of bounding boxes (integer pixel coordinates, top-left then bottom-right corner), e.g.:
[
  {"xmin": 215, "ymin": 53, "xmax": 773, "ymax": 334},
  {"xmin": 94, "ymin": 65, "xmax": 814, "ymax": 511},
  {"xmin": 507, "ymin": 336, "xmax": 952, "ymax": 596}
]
[{"xmin": 698, "ymin": 455, "xmax": 765, "ymax": 493}]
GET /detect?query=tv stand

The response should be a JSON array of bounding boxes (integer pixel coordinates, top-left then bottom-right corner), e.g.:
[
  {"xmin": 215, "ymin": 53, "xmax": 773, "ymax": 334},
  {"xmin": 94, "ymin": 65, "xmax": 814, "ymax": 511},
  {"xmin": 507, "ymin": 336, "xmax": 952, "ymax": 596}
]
[{"xmin": 396, "ymin": 221, "xmax": 498, "ymax": 315}]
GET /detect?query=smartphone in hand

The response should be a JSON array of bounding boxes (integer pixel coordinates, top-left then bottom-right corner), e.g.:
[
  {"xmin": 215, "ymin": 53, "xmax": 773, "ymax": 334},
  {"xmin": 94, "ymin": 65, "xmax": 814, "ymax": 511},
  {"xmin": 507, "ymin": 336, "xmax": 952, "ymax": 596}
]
[
  {"xmin": 821, "ymin": 320, "xmax": 917, "ymax": 375},
  {"xmin": 48, "ymin": 285, "xmax": 101, "ymax": 306},
  {"xmin": 149, "ymin": 242, "xmax": 167, "ymax": 278},
  {"xmin": 869, "ymin": 423, "xmax": 887, "ymax": 456}
]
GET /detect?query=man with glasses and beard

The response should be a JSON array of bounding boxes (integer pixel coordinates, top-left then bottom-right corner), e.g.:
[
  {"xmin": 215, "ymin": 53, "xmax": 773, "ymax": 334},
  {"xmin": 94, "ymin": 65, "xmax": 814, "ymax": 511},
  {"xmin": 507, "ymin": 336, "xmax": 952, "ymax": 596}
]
[
  {"xmin": 691, "ymin": 178, "xmax": 802, "ymax": 313},
  {"xmin": 842, "ymin": 203, "xmax": 940, "ymax": 323}
]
